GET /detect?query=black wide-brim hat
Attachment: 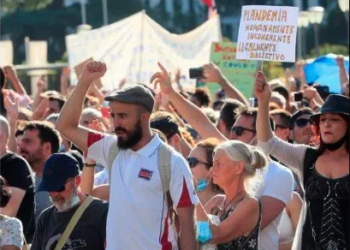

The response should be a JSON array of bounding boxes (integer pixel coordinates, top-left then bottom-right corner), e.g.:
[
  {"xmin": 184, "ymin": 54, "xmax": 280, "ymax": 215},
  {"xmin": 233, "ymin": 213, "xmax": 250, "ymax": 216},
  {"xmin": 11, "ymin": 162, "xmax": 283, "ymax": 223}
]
[{"xmin": 311, "ymin": 94, "xmax": 349, "ymax": 121}]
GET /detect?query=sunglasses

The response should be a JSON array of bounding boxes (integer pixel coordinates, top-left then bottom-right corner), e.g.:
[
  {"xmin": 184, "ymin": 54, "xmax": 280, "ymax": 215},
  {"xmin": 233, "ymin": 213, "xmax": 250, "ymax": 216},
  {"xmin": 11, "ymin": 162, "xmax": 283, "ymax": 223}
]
[
  {"xmin": 294, "ymin": 118, "xmax": 314, "ymax": 128},
  {"xmin": 187, "ymin": 157, "xmax": 210, "ymax": 169},
  {"xmin": 231, "ymin": 126, "xmax": 256, "ymax": 137}
]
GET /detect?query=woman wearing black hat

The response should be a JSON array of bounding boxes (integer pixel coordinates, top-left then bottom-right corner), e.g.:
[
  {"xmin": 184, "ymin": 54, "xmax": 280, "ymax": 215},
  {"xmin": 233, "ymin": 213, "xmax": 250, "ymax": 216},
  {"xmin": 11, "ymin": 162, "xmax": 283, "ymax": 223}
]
[{"xmin": 255, "ymin": 72, "xmax": 349, "ymax": 250}]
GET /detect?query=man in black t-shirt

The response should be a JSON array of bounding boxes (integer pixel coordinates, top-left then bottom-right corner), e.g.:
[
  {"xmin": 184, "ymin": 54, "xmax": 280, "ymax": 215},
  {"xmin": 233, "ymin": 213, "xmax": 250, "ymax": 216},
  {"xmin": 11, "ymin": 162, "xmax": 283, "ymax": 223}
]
[
  {"xmin": 31, "ymin": 153, "xmax": 108, "ymax": 250},
  {"xmin": 0, "ymin": 115, "xmax": 36, "ymax": 243}
]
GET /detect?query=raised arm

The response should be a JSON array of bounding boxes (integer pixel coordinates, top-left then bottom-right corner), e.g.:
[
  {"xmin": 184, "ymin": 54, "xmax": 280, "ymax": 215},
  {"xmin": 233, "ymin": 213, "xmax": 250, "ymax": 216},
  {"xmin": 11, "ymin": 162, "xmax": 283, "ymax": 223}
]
[
  {"xmin": 56, "ymin": 61, "xmax": 107, "ymax": 152},
  {"xmin": 3, "ymin": 66, "xmax": 27, "ymax": 96},
  {"xmin": 151, "ymin": 63, "xmax": 227, "ymax": 141},
  {"xmin": 337, "ymin": 56, "xmax": 349, "ymax": 93},
  {"xmin": 4, "ymin": 91, "xmax": 19, "ymax": 152},
  {"xmin": 255, "ymin": 72, "xmax": 308, "ymax": 175},
  {"xmin": 201, "ymin": 63, "xmax": 249, "ymax": 107}
]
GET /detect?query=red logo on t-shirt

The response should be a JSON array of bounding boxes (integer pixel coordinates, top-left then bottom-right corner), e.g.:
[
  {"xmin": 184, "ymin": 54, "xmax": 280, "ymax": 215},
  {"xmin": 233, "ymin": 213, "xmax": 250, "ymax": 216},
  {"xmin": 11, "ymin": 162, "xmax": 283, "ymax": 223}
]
[{"xmin": 138, "ymin": 169, "xmax": 153, "ymax": 181}]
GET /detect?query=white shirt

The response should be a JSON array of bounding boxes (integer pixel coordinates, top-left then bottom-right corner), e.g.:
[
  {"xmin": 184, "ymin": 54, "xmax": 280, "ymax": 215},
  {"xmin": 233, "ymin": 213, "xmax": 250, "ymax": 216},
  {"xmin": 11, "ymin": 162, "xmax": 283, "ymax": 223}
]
[
  {"xmin": 257, "ymin": 161, "xmax": 294, "ymax": 250},
  {"xmin": 94, "ymin": 168, "xmax": 109, "ymax": 186},
  {"xmin": 87, "ymin": 132, "xmax": 199, "ymax": 250}
]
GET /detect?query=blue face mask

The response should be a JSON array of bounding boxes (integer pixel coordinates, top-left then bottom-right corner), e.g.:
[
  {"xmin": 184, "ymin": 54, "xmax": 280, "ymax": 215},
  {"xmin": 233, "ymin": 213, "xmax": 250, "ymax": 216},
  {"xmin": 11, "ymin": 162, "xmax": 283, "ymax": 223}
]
[{"xmin": 196, "ymin": 179, "xmax": 209, "ymax": 192}]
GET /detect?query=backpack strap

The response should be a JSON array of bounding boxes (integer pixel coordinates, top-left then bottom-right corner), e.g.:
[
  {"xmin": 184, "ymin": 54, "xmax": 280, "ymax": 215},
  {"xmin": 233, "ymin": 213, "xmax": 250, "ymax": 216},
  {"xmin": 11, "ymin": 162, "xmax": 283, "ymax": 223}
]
[
  {"xmin": 158, "ymin": 143, "xmax": 180, "ymax": 238},
  {"xmin": 158, "ymin": 143, "xmax": 173, "ymax": 211},
  {"xmin": 107, "ymin": 140, "xmax": 119, "ymax": 184},
  {"xmin": 54, "ymin": 196, "xmax": 94, "ymax": 250}
]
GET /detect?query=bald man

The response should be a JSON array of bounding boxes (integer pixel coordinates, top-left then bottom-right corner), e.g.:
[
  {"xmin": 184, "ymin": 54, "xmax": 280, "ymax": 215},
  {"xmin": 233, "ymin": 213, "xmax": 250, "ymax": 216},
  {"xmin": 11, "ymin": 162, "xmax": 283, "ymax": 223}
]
[{"xmin": 0, "ymin": 115, "xmax": 36, "ymax": 243}]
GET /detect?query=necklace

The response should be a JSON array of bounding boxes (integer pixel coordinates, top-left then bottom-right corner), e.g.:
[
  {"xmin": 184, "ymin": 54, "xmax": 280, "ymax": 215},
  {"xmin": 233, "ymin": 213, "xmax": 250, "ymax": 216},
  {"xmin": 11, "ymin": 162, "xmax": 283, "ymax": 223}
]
[{"xmin": 217, "ymin": 191, "xmax": 247, "ymax": 220}]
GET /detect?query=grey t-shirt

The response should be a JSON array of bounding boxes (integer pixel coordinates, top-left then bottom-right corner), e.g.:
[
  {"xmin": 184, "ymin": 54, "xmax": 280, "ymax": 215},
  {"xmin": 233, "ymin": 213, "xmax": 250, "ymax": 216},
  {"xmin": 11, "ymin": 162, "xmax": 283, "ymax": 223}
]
[
  {"xmin": 31, "ymin": 198, "xmax": 108, "ymax": 250},
  {"xmin": 35, "ymin": 175, "xmax": 52, "ymax": 222}
]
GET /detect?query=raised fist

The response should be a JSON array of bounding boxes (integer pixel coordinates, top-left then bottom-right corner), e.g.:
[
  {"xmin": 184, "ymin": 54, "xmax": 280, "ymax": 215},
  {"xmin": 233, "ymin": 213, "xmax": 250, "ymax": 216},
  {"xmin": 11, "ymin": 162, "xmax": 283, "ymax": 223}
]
[
  {"xmin": 254, "ymin": 72, "xmax": 271, "ymax": 104},
  {"xmin": 80, "ymin": 61, "xmax": 107, "ymax": 84}
]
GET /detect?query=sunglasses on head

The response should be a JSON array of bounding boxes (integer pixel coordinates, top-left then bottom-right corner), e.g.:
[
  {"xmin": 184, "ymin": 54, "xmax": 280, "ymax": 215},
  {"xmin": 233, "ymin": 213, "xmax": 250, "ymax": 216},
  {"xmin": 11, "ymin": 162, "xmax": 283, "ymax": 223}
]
[
  {"xmin": 294, "ymin": 118, "xmax": 314, "ymax": 128},
  {"xmin": 187, "ymin": 157, "xmax": 210, "ymax": 169},
  {"xmin": 231, "ymin": 126, "xmax": 256, "ymax": 137}
]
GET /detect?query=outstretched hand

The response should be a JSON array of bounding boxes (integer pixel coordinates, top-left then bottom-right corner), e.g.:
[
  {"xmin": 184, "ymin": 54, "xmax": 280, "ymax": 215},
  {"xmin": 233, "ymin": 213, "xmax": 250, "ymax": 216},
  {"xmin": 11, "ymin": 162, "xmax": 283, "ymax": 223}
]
[
  {"xmin": 201, "ymin": 63, "xmax": 224, "ymax": 84},
  {"xmin": 151, "ymin": 63, "xmax": 173, "ymax": 95},
  {"xmin": 254, "ymin": 71, "xmax": 271, "ymax": 104},
  {"xmin": 3, "ymin": 65, "xmax": 19, "ymax": 81},
  {"xmin": 80, "ymin": 61, "xmax": 107, "ymax": 84},
  {"xmin": 3, "ymin": 90, "xmax": 19, "ymax": 121}
]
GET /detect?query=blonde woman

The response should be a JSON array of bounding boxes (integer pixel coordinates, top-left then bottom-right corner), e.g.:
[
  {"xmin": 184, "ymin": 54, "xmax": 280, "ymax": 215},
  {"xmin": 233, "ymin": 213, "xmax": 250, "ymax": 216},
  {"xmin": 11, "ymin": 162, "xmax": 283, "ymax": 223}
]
[
  {"xmin": 0, "ymin": 176, "xmax": 24, "ymax": 250},
  {"xmin": 196, "ymin": 141, "xmax": 268, "ymax": 250}
]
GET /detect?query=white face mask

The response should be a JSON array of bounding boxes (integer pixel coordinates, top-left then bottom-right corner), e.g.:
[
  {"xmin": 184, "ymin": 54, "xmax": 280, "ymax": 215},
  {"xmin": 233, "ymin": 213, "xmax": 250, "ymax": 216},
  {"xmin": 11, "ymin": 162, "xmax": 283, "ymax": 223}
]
[{"xmin": 249, "ymin": 135, "xmax": 258, "ymax": 146}]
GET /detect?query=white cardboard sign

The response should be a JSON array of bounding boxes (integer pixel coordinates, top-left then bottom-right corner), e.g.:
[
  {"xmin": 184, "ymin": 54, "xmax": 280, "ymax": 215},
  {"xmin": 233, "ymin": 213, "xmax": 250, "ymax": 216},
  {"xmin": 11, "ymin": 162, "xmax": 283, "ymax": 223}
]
[{"xmin": 237, "ymin": 5, "xmax": 299, "ymax": 63}]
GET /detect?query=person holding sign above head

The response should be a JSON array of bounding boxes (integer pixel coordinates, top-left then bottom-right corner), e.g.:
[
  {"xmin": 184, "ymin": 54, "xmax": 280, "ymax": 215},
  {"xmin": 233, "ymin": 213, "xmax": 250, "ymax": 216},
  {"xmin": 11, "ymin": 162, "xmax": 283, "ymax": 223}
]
[{"xmin": 255, "ymin": 71, "xmax": 349, "ymax": 250}]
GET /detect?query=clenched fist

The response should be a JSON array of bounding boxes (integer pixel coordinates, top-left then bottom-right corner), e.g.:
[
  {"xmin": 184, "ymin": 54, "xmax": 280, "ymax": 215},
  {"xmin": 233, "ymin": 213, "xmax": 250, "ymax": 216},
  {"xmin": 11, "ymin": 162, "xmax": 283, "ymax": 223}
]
[
  {"xmin": 254, "ymin": 71, "xmax": 271, "ymax": 105},
  {"xmin": 80, "ymin": 61, "xmax": 107, "ymax": 84}
]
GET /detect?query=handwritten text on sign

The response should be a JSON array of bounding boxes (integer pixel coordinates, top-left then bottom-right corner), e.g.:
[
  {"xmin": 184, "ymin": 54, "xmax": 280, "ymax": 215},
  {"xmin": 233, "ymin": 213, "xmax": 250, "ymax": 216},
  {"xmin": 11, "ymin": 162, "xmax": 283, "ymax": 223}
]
[
  {"xmin": 210, "ymin": 42, "xmax": 258, "ymax": 98},
  {"xmin": 236, "ymin": 6, "xmax": 299, "ymax": 63}
]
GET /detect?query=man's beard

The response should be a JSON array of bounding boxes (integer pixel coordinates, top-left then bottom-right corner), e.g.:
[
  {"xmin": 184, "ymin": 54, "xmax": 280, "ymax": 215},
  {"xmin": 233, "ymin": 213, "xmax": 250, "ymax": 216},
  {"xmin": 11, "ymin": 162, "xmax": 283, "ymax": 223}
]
[
  {"xmin": 115, "ymin": 120, "xmax": 143, "ymax": 150},
  {"xmin": 51, "ymin": 187, "xmax": 80, "ymax": 212},
  {"xmin": 20, "ymin": 148, "xmax": 44, "ymax": 167}
]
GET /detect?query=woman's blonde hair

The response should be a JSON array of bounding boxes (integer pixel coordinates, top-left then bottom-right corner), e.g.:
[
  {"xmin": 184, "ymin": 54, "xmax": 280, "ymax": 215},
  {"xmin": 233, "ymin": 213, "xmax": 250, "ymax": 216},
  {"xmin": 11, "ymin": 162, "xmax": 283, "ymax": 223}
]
[{"xmin": 214, "ymin": 141, "xmax": 268, "ymax": 195}]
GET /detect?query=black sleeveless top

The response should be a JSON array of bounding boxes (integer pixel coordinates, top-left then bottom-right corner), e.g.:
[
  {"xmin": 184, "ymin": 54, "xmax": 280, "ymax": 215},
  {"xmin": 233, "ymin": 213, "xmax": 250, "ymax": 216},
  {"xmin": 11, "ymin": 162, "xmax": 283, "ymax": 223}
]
[
  {"xmin": 214, "ymin": 198, "xmax": 261, "ymax": 250},
  {"xmin": 302, "ymin": 149, "xmax": 349, "ymax": 250}
]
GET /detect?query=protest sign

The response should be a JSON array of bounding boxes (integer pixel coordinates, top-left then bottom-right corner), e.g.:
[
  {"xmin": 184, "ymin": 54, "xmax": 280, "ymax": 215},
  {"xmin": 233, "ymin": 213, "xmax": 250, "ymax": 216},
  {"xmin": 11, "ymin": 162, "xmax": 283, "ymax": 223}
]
[
  {"xmin": 237, "ymin": 6, "xmax": 299, "ymax": 63},
  {"xmin": 66, "ymin": 11, "xmax": 221, "ymax": 90},
  {"xmin": 210, "ymin": 42, "xmax": 259, "ymax": 98}
]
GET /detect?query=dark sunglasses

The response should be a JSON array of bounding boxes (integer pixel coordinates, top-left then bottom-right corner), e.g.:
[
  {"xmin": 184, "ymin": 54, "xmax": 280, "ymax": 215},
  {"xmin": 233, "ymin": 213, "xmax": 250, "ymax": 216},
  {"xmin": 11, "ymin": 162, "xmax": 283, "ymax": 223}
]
[
  {"xmin": 187, "ymin": 157, "xmax": 210, "ymax": 169},
  {"xmin": 231, "ymin": 126, "xmax": 256, "ymax": 137},
  {"xmin": 294, "ymin": 118, "xmax": 314, "ymax": 128}
]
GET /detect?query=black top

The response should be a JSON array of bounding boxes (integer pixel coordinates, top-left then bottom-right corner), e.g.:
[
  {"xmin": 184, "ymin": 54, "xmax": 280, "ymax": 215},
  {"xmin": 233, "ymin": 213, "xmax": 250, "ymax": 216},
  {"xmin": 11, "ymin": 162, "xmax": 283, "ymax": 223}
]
[
  {"xmin": 0, "ymin": 152, "xmax": 36, "ymax": 243},
  {"xmin": 302, "ymin": 149, "xmax": 349, "ymax": 250},
  {"xmin": 215, "ymin": 198, "xmax": 261, "ymax": 250},
  {"xmin": 31, "ymin": 198, "xmax": 108, "ymax": 250}
]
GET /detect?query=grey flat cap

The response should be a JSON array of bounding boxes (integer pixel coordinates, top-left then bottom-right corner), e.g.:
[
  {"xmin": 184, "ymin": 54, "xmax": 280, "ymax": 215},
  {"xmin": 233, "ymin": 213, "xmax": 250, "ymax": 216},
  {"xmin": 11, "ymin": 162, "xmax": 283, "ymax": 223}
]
[{"xmin": 105, "ymin": 85, "xmax": 155, "ymax": 112}]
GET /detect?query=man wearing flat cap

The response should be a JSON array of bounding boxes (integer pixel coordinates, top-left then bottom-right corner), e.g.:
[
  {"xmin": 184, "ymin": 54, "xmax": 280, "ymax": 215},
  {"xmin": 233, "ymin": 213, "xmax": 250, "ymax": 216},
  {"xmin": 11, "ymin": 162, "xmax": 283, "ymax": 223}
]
[
  {"xmin": 56, "ymin": 61, "xmax": 198, "ymax": 250},
  {"xmin": 31, "ymin": 153, "xmax": 108, "ymax": 250}
]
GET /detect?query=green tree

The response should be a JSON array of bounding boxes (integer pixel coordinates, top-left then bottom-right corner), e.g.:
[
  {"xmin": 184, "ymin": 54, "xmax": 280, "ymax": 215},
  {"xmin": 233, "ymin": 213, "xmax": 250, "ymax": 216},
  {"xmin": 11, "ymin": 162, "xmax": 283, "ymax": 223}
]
[{"xmin": 2, "ymin": 0, "xmax": 54, "ymax": 13}]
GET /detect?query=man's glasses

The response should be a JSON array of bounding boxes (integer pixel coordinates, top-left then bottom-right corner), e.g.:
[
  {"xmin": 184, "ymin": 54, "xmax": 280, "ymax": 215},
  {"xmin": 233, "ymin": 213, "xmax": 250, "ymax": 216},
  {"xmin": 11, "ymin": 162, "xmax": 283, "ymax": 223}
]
[
  {"xmin": 187, "ymin": 157, "xmax": 210, "ymax": 169},
  {"xmin": 294, "ymin": 118, "xmax": 314, "ymax": 128},
  {"xmin": 231, "ymin": 126, "xmax": 256, "ymax": 137}
]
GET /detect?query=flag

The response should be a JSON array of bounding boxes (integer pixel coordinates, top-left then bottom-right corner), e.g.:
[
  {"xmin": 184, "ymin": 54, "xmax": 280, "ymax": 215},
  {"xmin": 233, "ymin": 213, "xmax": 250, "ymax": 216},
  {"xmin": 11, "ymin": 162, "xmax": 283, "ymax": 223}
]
[
  {"xmin": 201, "ymin": 0, "xmax": 215, "ymax": 8},
  {"xmin": 201, "ymin": 0, "xmax": 217, "ymax": 19}
]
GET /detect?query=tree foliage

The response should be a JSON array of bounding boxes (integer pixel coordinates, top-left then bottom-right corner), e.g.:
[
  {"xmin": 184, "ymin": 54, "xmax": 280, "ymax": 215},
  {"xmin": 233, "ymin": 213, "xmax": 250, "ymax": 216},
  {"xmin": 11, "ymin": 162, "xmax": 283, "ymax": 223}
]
[{"xmin": 2, "ymin": 0, "xmax": 55, "ymax": 13}]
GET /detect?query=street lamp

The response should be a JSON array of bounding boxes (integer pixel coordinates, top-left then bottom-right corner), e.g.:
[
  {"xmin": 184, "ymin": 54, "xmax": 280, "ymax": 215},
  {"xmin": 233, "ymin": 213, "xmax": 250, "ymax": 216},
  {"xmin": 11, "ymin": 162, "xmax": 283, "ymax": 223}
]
[
  {"xmin": 102, "ymin": 0, "xmax": 109, "ymax": 26},
  {"xmin": 308, "ymin": 6, "xmax": 325, "ymax": 57},
  {"xmin": 298, "ymin": 11, "xmax": 310, "ymax": 59},
  {"xmin": 338, "ymin": 0, "xmax": 350, "ymax": 44}
]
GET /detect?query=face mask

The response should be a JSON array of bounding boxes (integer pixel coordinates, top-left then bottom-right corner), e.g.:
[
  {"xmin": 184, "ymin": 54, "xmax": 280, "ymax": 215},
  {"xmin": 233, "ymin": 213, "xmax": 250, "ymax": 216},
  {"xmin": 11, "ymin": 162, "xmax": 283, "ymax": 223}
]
[
  {"xmin": 69, "ymin": 195, "xmax": 80, "ymax": 209},
  {"xmin": 249, "ymin": 135, "xmax": 258, "ymax": 146},
  {"xmin": 323, "ymin": 133, "xmax": 348, "ymax": 152},
  {"xmin": 59, "ymin": 144, "xmax": 66, "ymax": 153},
  {"xmin": 196, "ymin": 179, "xmax": 209, "ymax": 192}
]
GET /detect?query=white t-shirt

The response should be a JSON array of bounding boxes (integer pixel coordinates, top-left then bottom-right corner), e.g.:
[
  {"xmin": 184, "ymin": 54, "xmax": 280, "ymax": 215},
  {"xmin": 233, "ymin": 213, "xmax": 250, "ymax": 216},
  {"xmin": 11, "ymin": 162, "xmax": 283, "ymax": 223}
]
[
  {"xmin": 87, "ymin": 132, "xmax": 199, "ymax": 250},
  {"xmin": 257, "ymin": 161, "xmax": 294, "ymax": 250},
  {"xmin": 94, "ymin": 168, "xmax": 109, "ymax": 186}
]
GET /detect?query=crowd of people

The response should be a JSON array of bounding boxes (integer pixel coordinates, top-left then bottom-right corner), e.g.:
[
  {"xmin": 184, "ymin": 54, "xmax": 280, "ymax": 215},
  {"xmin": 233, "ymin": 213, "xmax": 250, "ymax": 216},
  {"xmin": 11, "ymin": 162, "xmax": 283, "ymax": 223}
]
[{"xmin": 0, "ymin": 54, "xmax": 348, "ymax": 250}]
